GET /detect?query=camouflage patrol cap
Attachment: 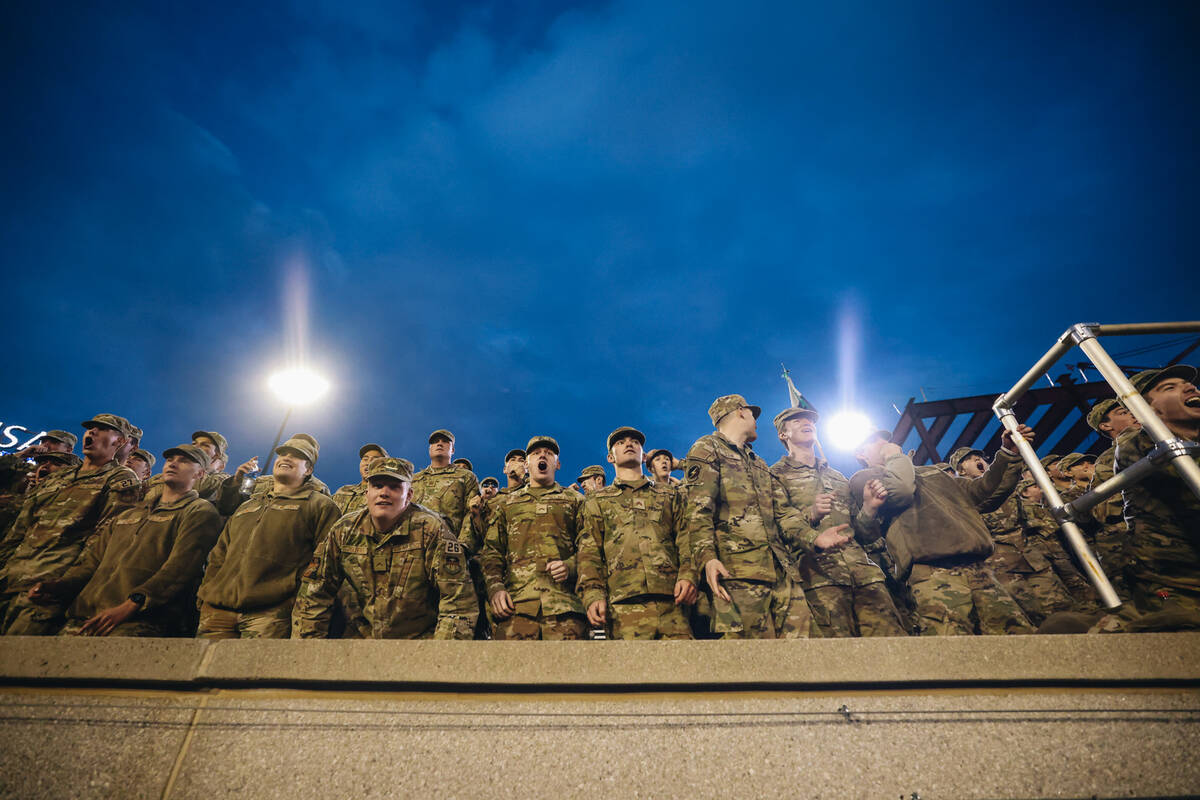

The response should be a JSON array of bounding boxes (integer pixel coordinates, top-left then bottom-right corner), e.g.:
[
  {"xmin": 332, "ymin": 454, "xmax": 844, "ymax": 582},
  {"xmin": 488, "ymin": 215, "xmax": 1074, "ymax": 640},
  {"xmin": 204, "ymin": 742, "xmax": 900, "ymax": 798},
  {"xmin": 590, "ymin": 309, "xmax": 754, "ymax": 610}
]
[
  {"xmin": 576, "ymin": 465, "xmax": 606, "ymax": 483},
  {"xmin": 428, "ymin": 429, "xmax": 455, "ymax": 444},
  {"xmin": 1086, "ymin": 399, "xmax": 1119, "ymax": 434},
  {"xmin": 33, "ymin": 451, "xmax": 82, "ymax": 468},
  {"xmin": 81, "ymin": 413, "xmax": 133, "ymax": 437},
  {"xmin": 936, "ymin": 462, "xmax": 956, "ymax": 475},
  {"xmin": 948, "ymin": 447, "xmax": 986, "ymax": 473},
  {"xmin": 1040, "ymin": 454, "xmax": 1062, "ymax": 468},
  {"xmin": 525, "ymin": 435, "xmax": 559, "ymax": 455},
  {"xmin": 358, "ymin": 443, "xmax": 388, "ymax": 459},
  {"xmin": 162, "ymin": 443, "xmax": 211, "ymax": 471},
  {"xmin": 1129, "ymin": 364, "xmax": 1197, "ymax": 396},
  {"xmin": 127, "ymin": 423, "xmax": 144, "ymax": 442},
  {"xmin": 192, "ymin": 431, "xmax": 229, "ymax": 458},
  {"xmin": 42, "ymin": 430, "xmax": 77, "ymax": 449},
  {"xmin": 1016, "ymin": 478, "xmax": 1036, "ymax": 493},
  {"xmin": 129, "ymin": 448, "xmax": 156, "ymax": 468},
  {"xmin": 504, "ymin": 448, "xmax": 526, "ymax": 463},
  {"xmin": 480, "ymin": 476, "xmax": 499, "ymax": 488},
  {"xmin": 452, "ymin": 458, "xmax": 473, "ymax": 472},
  {"xmin": 772, "ymin": 406, "xmax": 819, "ymax": 435},
  {"xmin": 606, "ymin": 426, "xmax": 645, "ymax": 450},
  {"xmin": 708, "ymin": 394, "xmax": 761, "ymax": 426},
  {"xmin": 366, "ymin": 457, "xmax": 415, "ymax": 483},
  {"xmin": 646, "ymin": 448, "xmax": 675, "ymax": 465},
  {"xmin": 276, "ymin": 435, "xmax": 319, "ymax": 464},
  {"xmin": 1057, "ymin": 452, "xmax": 1096, "ymax": 471}
]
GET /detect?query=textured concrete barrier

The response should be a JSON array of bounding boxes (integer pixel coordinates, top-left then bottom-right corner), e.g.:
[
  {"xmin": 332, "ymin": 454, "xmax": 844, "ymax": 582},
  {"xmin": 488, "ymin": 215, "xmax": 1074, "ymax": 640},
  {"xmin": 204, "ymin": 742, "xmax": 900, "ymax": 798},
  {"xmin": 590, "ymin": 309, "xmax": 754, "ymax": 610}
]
[
  {"xmin": 2, "ymin": 632, "xmax": 1199, "ymax": 689},
  {"xmin": 2, "ymin": 635, "xmax": 1199, "ymax": 799}
]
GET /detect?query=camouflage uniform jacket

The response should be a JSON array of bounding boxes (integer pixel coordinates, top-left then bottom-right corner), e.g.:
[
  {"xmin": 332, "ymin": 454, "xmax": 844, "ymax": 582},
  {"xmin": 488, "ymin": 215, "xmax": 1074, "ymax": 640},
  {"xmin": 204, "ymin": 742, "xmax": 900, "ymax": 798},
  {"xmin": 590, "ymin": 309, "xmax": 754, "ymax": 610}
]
[
  {"xmin": 412, "ymin": 465, "xmax": 480, "ymax": 536},
  {"xmin": 480, "ymin": 482, "xmax": 584, "ymax": 615},
  {"xmin": 332, "ymin": 480, "xmax": 369, "ymax": 516},
  {"xmin": 211, "ymin": 473, "xmax": 331, "ymax": 517},
  {"xmin": 769, "ymin": 456, "xmax": 888, "ymax": 589},
  {"xmin": 982, "ymin": 494, "xmax": 1052, "ymax": 574},
  {"xmin": 197, "ymin": 482, "xmax": 340, "ymax": 612},
  {"xmin": 1115, "ymin": 427, "xmax": 1200, "ymax": 595},
  {"xmin": 683, "ymin": 433, "xmax": 813, "ymax": 584},
  {"xmin": 292, "ymin": 506, "xmax": 477, "ymax": 639},
  {"xmin": 0, "ymin": 460, "xmax": 140, "ymax": 591},
  {"xmin": 1089, "ymin": 446, "xmax": 1123, "ymax": 526},
  {"xmin": 56, "ymin": 490, "xmax": 222, "ymax": 630},
  {"xmin": 576, "ymin": 475, "xmax": 695, "ymax": 609}
]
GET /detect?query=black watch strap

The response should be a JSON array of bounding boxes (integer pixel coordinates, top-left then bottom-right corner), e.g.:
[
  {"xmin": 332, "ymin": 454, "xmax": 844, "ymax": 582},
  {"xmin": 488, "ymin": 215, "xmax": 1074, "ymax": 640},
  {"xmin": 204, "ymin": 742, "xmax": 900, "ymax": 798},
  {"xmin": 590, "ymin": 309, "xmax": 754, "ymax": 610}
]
[{"xmin": 128, "ymin": 592, "xmax": 147, "ymax": 606}]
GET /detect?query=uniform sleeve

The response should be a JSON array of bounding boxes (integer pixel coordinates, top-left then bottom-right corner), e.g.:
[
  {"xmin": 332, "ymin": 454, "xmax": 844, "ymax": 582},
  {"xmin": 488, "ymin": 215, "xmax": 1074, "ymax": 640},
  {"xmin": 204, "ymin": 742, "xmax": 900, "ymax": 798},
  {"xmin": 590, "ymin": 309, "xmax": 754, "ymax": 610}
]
[
  {"xmin": 877, "ymin": 452, "xmax": 917, "ymax": 507},
  {"xmin": 428, "ymin": 524, "xmax": 478, "ymax": 640},
  {"xmin": 0, "ymin": 495, "xmax": 34, "ymax": 572},
  {"xmin": 198, "ymin": 517, "xmax": 231, "ymax": 597},
  {"xmin": 671, "ymin": 486, "xmax": 697, "ymax": 585},
  {"xmin": 480, "ymin": 500, "xmax": 509, "ymax": 599},
  {"xmin": 100, "ymin": 469, "xmax": 142, "ymax": 526},
  {"xmin": 560, "ymin": 493, "xmax": 580, "ymax": 582},
  {"xmin": 56, "ymin": 517, "xmax": 114, "ymax": 595},
  {"xmin": 458, "ymin": 503, "xmax": 484, "ymax": 554},
  {"xmin": 961, "ymin": 448, "xmax": 1021, "ymax": 511},
  {"xmin": 682, "ymin": 440, "xmax": 722, "ymax": 573},
  {"xmin": 290, "ymin": 524, "xmax": 344, "ymax": 638},
  {"xmin": 310, "ymin": 495, "xmax": 342, "ymax": 550},
  {"xmin": 771, "ymin": 474, "xmax": 820, "ymax": 552},
  {"xmin": 132, "ymin": 502, "xmax": 223, "ymax": 612},
  {"xmin": 212, "ymin": 475, "xmax": 249, "ymax": 517},
  {"xmin": 574, "ymin": 496, "xmax": 608, "ymax": 610}
]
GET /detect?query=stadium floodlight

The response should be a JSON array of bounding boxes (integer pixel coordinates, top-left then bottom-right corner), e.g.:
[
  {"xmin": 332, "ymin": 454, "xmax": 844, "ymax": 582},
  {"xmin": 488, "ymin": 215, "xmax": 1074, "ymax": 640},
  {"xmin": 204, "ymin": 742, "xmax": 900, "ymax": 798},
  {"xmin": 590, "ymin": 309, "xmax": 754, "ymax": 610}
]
[
  {"xmin": 825, "ymin": 410, "xmax": 876, "ymax": 451},
  {"xmin": 268, "ymin": 367, "xmax": 330, "ymax": 407}
]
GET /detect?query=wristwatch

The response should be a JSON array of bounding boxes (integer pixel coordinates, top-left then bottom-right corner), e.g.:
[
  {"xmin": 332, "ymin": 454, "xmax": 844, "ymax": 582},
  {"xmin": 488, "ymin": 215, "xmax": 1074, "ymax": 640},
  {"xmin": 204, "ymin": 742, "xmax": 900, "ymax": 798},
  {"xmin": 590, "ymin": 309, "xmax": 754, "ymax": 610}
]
[{"xmin": 128, "ymin": 592, "xmax": 146, "ymax": 606}]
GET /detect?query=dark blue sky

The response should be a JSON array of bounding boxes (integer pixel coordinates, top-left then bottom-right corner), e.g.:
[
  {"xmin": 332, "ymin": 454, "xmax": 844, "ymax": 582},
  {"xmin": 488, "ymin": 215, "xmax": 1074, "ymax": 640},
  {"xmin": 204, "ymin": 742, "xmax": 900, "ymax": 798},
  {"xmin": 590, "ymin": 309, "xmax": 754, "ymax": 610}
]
[{"xmin": 2, "ymin": 1, "xmax": 1197, "ymax": 484}]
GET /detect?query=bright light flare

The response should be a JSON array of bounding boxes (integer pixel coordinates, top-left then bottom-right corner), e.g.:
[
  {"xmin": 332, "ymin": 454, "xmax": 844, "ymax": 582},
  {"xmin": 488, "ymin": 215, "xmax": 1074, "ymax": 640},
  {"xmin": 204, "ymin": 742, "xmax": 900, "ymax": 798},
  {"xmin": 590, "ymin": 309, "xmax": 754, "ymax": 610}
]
[
  {"xmin": 825, "ymin": 410, "xmax": 876, "ymax": 451},
  {"xmin": 268, "ymin": 367, "xmax": 330, "ymax": 407}
]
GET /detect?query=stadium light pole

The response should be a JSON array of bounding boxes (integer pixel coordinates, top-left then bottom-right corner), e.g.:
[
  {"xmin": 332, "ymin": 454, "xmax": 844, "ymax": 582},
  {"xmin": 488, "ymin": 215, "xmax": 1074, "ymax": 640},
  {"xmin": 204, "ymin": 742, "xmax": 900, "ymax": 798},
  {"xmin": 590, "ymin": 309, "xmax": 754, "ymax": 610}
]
[{"xmin": 262, "ymin": 366, "xmax": 330, "ymax": 472}]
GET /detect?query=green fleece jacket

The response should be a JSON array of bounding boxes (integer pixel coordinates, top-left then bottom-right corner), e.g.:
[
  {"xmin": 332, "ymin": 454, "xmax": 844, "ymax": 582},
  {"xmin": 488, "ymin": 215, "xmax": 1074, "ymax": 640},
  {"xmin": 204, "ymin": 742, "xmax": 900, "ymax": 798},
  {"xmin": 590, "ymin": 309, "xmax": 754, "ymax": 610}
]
[{"xmin": 198, "ymin": 480, "xmax": 340, "ymax": 612}]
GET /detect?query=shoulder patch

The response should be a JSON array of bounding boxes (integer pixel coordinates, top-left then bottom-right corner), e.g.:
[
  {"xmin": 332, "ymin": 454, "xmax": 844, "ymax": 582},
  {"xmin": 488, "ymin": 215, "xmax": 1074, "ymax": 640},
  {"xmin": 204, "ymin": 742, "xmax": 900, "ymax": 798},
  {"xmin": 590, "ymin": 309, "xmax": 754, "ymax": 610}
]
[
  {"xmin": 686, "ymin": 464, "xmax": 702, "ymax": 482},
  {"xmin": 109, "ymin": 476, "xmax": 140, "ymax": 492}
]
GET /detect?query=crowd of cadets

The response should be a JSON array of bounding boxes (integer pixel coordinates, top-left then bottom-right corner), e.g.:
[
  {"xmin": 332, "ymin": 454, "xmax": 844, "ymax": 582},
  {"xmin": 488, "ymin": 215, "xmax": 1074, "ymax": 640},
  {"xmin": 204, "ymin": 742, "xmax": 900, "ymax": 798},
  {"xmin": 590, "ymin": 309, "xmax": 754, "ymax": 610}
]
[{"xmin": 0, "ymin": 363, "xmax": 1196, "ymax": 640}]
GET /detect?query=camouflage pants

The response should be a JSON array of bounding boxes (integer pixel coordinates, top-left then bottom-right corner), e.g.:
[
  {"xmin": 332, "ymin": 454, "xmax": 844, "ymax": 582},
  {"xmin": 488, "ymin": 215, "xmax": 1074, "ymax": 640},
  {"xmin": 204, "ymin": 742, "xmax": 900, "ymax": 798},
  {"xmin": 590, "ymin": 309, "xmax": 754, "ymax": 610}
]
[
  {"xmin": 196, "ymin": 600, "xmax": 293, "ymax": 639},
  {"xmin": 58, "ymin": 619, "xmax": 166, "ymax": 637},
  {"xmin": 0, "ymin": 595, "xmax": 65, "ymax": 636},
  {"xmin": 1039, "ymin": 537, "xmax": 1101, "ymax": 612},
  {"xmin": 806, "ymin": 582, "xmax": 907, "ymax": 638},
  {"xmin": 1093, "ymin": 526, "xmax": 1130, "ymax": 601},
  {"xmin": 493, "ymin": 611, "xmax": 587, "ymax": 640},
  {"xmin": 908, "ymin": 563, "xmax": 1034, "ymax": 636},
  {"xmin": 709, "ymin": 578, "xmax": 811, "ymax": 639},
  {"xmin": 610, "ymin": 596, "xmax": 692, "ymax": 640},
  {"xmin": 992, "ymin": 569, "xmax": 1076, "ymax": 627}
]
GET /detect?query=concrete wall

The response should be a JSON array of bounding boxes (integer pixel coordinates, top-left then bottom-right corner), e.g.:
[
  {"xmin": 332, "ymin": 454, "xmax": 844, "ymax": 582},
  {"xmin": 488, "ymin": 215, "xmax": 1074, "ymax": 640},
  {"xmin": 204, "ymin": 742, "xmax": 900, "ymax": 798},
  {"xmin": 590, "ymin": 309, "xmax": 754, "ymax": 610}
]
[{"xmin": 2, "ymin": 634, "xmax": 1199, "ymax": 798}]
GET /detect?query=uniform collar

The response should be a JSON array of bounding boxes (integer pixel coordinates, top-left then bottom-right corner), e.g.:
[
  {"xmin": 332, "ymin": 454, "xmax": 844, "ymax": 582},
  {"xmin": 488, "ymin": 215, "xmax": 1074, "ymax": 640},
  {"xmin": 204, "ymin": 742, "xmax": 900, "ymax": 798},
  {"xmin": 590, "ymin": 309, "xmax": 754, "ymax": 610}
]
[
  {"xmin": 150, "ymin": 489, "xmax": 200, "ymax": 512},
  {"xmin": 612, "ymin": 475, "xmax": 650, "ymax": 490}
]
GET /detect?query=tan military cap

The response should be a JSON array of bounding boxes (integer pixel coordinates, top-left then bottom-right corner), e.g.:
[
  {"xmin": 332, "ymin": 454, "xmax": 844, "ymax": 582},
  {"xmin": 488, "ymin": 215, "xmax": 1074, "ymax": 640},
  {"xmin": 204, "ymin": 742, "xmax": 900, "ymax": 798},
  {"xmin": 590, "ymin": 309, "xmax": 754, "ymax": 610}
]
[
  {"xmin": 358, "ymin": 443, "xmax": 388, "ymax": 458},
  {"xmin": 606, "ymin": 426, "xmax": 645, "ymax": 450},
  {"xmin": 504, "ymin": 448, "xmax": 526, "ymax": 463},
  {"xmin": 428, "ymin": 429, "xmax": 455, "ymax": 444},
  {"xmin": 1129, "ymin": 364, "xmax": 1197, "ymax": 396},
  {"xmin": 192, "ymin": 430, "xmax": 229, "ymax": 458},
  {"xmin": 854, "ymin": 429, "xmax": 893, "ymax": 451},
  {"xmin": 127, "ymin": 423, "xmax": 144, "ymax": 442},
  {"xmin": 708, "ymin": 394, "xmax": 761, "ymax": 426},
  {"xmin": 130, "ymin": 448, "xmax": 156, "ymax": 468},
  {"xmin": 276, "ymin": 434, "xmax": 319, "ymax": 464},
  {"xmin": 576, "ymin": 465, "xmax": 606, "ymax": 483},
  {"xmin": 526, "ymin": 435, "xmax": 559, "ymax": 455},
  {"xmin": 81, "ymin": 413, "xmax": 133, "ymax": 437},
  {"xmin": 480, "ymin": 476, "xmax": 499, "ymax": 488},
  {"xmin": 1040, "ymin": 454, "xmax": 1062, "ymax": 468},
  {"xmin": 366, "ymin": 457, "xmax": 415, "ymax": 483},
  {"xmin": 646, "ymin": 448, "xmax": 674, "ymax": 464},
  {"xmin": 1016, "ymin": 478, "xmax": 1036, "ymax": 493},
  {"xmin": 948, "ymin": 447, "xmax": 986, "ymax": 472},
  {"xmin": 452, "ymin": 457, "xmax": 474, "ymax": 472},
  {"xmin": 1085, "ymin": 399, "xmax": 1119, "ymax": 433},
  {"xmin": 772, "ymin": 406, "xmax": 818, "ymax": 434},
  {"xmin": 936, "ymin": 462, "xmax": 956, "ymax": 475},
  {"xmin": 1057, "ymin": 452, "xmax": 1096, "ymax": 471},
  {"xmin": 42, "ymin": 430, "xmax": 77, "ymax": 449},
  {"xmin": 162, "ymin": 443, "xmax": 211, "ymax": 472},
  {"xmin": 33, "ymin": 451, "xmax": 82, "ymax": 468}
]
